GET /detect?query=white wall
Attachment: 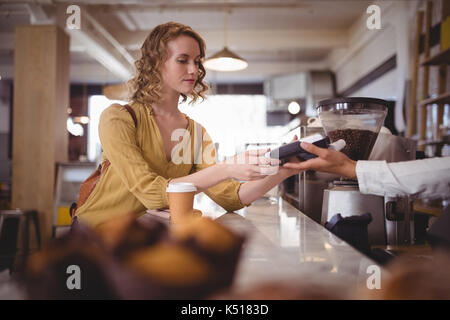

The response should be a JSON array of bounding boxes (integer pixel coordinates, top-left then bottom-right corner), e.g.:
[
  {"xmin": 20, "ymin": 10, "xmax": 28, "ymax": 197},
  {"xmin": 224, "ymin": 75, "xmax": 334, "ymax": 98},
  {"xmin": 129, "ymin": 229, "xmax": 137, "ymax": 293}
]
[
  {"xmin": 351, "ymin": 68, "xmax": 397, "ymax": 100},
  {"xmin": 328, "ymin": 0, "xmax": 421, "ymax": 133},
  {"xmin": 331, "ymin": 20, "xmax": 397, "ymax": 93}
]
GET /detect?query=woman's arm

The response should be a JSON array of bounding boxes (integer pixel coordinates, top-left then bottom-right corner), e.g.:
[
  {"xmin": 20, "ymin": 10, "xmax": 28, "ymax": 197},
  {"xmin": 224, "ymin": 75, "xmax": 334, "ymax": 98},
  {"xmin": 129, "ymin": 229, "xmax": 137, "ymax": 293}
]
[
  {"xmin": 170, "ymin": 149, "xmax": 275, "ymax": 193},
  {"xmin": 238, "ymin": 167, "xmax": 295, "ymax": 205},
  {"xmin": 173, "ymin": 126, "xmax": 303, "ymax": 208},
  {"xmin": 172, "ymin": 159, "xmax": 296, "ymax": 204},
  {"xmin": 169, "ymin": 163, "xmax": 231, "ymax": 192},
  {"xmin": 173, "ymin": 136, "xmax": 301, "ymax": 205}
]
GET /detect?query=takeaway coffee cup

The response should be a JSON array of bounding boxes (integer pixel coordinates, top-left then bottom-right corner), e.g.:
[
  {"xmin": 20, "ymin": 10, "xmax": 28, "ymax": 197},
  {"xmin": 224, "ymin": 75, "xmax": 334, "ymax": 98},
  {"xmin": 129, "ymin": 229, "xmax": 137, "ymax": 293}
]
[{"xmin": 166, "ymin": 182, "xmax": 197, "ymax": 223}]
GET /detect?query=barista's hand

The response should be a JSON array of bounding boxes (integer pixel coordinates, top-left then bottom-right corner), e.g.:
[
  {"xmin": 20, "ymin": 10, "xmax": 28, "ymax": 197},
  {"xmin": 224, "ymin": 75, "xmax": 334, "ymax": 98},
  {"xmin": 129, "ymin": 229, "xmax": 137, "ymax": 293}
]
[
  {"xmin": 276, "ymin": 135, "xmax": 305, "ymax": 178},
  {"xmin": 223, "ymin": 148, "xmax": 280, "ymax": 181},
  {"xmin": 282, "ymin": 142, "xmax": 357, "ymax": 179}
]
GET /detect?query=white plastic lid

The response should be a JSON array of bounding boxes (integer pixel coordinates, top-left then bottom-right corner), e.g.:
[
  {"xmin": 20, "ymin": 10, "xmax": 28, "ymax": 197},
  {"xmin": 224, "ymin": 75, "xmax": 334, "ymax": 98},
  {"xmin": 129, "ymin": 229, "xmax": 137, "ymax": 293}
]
[
  {"xmin": 166, "ymin": 182, "xmax": 197, "ymax": 193},
  {"xmin": 328, "ymin": 139, "xmax": 346, "ymax": 152}
]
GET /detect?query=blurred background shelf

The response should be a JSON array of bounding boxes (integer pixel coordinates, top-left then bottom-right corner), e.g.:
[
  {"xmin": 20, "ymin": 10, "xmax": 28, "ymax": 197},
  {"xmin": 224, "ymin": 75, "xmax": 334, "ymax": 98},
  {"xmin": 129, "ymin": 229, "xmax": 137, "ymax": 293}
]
[
  {"xmin": 418, "ymin": 137, "xmax": 449, "ymax": 146},
  {"xmin": 411, "ymin": 0, "xmax": 450, "ymax": 157},
  {"xmin": 421, "ymin": 47, "xmax": 450, "ymax": 66},
  {"xmin": 419, "ymin": 92, "xmax": 450, "ymax": 106}
]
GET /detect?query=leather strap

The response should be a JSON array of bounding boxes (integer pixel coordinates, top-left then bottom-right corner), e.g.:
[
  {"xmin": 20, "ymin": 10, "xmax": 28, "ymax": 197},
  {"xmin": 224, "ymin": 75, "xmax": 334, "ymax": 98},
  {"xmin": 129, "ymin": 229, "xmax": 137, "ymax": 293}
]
[
  {"xmin": 123, "ymin": 104, "xmax": 137, "ymax": 128},
  {"xmin": 72, "ymin": 104, "xmax": 137, "ymax": 217}
]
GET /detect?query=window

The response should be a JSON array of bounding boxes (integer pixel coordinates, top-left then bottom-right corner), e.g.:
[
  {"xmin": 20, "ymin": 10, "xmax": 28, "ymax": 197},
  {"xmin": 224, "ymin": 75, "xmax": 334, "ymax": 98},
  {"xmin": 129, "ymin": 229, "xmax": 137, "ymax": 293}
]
[
  {"xmin": 88, "ymin": 95, "xmax": 126, "ymax": 162},
  {"xmin": 179, "ymin": 95, "xmax": 287, "ymax": 160},
  {"xmin": 88, "ymin": 94, "xmax": 287, "ymax": 163}
]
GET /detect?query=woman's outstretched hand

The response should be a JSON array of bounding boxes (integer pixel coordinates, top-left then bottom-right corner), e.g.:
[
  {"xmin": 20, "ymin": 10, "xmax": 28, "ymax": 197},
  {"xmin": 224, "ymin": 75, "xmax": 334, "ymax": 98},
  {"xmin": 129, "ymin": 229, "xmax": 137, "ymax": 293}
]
[
  {"xmin": 282, "ymin": 141, "xmax": 357, "ymax": 179},
  {"xmin": 222, "ymin": 148, "xmax": 280, "ymax": 181},
  {"xmin": 276, "ymin": 135, "xmax": 307, "ymax": 178}
]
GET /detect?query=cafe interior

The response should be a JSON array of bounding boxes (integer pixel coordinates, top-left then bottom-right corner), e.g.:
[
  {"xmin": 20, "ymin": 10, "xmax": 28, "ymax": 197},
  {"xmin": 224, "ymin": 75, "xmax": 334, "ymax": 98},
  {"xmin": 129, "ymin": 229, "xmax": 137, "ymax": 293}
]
[{"xmin": 0, "ymin": 0, "xmax": 449, "ymax": 300}]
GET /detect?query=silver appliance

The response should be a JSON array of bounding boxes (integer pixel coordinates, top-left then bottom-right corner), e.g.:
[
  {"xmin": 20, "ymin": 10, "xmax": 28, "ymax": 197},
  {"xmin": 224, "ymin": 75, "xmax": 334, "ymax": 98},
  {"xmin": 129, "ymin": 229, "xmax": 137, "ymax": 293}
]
[{"xmin": 321, "ymin": 181, "xmax": 387, "ymax": 245}]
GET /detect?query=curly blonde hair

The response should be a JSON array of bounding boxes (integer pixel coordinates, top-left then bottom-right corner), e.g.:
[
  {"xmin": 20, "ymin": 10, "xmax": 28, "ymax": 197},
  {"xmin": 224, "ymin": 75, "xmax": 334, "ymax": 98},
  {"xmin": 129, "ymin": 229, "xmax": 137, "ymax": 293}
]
[{"xmin": 129, "ymin": 22, "xmax": 209, "ymax": 105}]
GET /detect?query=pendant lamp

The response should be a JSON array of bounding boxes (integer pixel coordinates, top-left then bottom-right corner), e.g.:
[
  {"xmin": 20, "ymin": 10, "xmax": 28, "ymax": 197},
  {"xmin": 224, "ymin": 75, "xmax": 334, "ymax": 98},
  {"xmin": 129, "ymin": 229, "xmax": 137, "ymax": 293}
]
[{"xmin": 204, "ymin": 9, "xmax": 248, "ymax": 72}]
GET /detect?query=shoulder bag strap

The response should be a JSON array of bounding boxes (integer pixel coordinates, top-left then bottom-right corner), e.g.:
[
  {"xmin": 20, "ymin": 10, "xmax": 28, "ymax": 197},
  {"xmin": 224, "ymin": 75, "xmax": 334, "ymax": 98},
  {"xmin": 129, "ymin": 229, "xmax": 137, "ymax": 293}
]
[
  {"xmin": 123, "ymin": 104, "xmax": 137, "ymax": 128},
  {"xmin": 71, "ymin": 104, "xmax": 138, "ymax": 218}
]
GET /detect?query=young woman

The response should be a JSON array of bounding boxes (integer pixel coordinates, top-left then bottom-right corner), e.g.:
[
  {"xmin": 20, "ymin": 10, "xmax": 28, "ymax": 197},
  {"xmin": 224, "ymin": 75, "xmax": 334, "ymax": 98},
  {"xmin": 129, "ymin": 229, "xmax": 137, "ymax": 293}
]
[{"xmin": 74, "ymin": 22, "xmax": 300, "ymax": 227}]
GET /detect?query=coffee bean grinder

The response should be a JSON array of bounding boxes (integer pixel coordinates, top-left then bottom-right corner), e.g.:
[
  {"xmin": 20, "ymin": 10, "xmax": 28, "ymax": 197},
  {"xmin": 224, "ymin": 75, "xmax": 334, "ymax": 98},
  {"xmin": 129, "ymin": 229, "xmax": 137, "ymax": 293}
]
[{"xmin": 317, "ymin": 97, "xmax": 391, "ymax": 246}]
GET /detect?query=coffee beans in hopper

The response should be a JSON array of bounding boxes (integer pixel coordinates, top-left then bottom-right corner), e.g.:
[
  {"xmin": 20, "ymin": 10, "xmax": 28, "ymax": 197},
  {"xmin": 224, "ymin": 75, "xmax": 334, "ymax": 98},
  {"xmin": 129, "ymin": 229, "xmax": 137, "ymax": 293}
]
[{"xmin": 328, "ymin": 129, "xmax": 378, "ymax": 161}]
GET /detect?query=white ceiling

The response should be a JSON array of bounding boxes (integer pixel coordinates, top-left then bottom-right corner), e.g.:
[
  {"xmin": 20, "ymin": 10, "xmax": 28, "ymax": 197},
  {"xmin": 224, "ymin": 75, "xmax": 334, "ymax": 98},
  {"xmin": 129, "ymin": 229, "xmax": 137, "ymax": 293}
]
[{"xmin": 0, "ymin": 0, "xmax": 372, "ymax": 84}]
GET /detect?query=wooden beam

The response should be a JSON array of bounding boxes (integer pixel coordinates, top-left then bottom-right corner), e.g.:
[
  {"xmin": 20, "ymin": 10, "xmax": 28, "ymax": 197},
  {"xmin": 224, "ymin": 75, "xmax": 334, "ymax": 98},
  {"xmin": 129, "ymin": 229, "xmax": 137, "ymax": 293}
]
[
  {"xmin": 59, "ymin": 5, "xmax": 135, "ymax": 81},
  {"xmin": 25, "ymin": 3, "xmax": 53, "ymax": 24}
]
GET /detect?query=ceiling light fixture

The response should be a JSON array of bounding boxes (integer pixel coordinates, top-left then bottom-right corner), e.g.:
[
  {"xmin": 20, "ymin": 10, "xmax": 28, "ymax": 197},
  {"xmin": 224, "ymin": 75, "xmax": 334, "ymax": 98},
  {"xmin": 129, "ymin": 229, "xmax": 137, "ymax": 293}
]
[
  {"xmin": 204, "ymin": 8, "xmax": 248, "ymax": 72},
  {"xmin": 74, "ymin": 116, "xmax": 90, "ymax": 124},
  {"xmin": 288, "ymin": 101, "xmax": 301, "ymax": 115},
  {"xmin": 67, "ymin": 118, "xmax": 84, "ymax": 136}
]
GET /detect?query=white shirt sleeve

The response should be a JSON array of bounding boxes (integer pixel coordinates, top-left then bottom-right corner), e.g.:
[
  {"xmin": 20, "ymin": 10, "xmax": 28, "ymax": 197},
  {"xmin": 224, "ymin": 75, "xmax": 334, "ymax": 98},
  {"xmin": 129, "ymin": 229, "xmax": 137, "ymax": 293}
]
[{"xmin": 356, "ymin": 157, "xmax": 450, "ymax": 200}]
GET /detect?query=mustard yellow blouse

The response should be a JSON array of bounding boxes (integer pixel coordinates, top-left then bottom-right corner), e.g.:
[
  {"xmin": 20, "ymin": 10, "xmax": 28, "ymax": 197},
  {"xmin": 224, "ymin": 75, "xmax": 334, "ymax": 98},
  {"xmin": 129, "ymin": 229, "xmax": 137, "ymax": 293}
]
[{"xmin": 75, "ymin": 102, "xmax": 246, "ymax": 227}]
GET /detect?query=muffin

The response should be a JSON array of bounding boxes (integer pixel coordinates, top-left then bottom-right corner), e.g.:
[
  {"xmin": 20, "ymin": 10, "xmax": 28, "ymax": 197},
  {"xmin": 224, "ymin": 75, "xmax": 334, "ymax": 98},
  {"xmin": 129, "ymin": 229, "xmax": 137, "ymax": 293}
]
[
  {"xmin": 171, "ymin": 217, "xmax": 241, "ymax": 254},
  {"xmin": 124, "ymin": 242, "xmax": 212, "ymax": 287},
  {"xmin": 95, "ymin": 213, "xmax": 168, "ymax": 257},
  {"xmin": 24, "ymin": 222, "xmax": 117, "ymax": 299},
  {"xmin": 23, "ymin": 214, "xmax": 244, "ymax": 299},
  {"xmin": 170, "ymin": 217, "xmax": 245, "ymax": 289},
  {"xmin": 95, "ymin": 213, "xmax": 136, "ymax": 249}
]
